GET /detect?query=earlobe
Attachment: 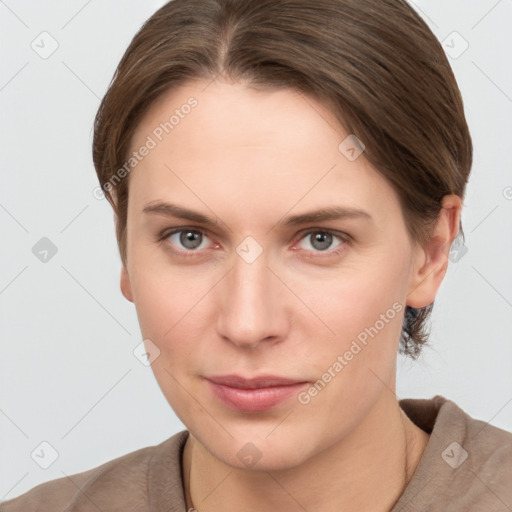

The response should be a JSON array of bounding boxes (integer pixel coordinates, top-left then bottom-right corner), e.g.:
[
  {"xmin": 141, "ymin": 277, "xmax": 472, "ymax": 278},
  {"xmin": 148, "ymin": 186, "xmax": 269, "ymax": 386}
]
[
  {"xmin": 120, "ymin": 266, "xmax": 134, "ymax": 302},
  {"xmin": 406, "ymin": 194, "xmax": 462, "ymax": 308}
]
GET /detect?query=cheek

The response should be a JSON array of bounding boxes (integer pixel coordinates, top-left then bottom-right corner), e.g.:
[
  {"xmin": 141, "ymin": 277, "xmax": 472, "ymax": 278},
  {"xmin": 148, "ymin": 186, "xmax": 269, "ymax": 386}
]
[
  {"xmin": 128, "ymin": 250, "xmax": 221, "ymax": 380},
  {"xmin": 292, "ymin": 247, "xmax": 408, "ymax": 386},
  {"xmin": 127, "ymin": 250, "xmax": 190, "ymax": 341},
  {"xmin": 291, "ymin": 266, "xmax": 406, "ymax": 436},
  {"xmin": 129, "ymin": 223, "xmax": 410, "ymax": 361},
  {"xmin": 128, "ymin": 262, "xmax": 209, "ymax": 418},
  {"xmin": 303, "ymin": 250, "xmax": 407, "ymax": 341}
]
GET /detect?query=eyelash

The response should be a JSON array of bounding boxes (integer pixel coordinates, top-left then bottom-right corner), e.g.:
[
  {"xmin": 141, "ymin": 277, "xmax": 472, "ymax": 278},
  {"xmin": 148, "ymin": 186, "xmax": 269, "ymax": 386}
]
[{"xmin": 157, "ymin": 227, "xmax": 351, "ymax": 259}]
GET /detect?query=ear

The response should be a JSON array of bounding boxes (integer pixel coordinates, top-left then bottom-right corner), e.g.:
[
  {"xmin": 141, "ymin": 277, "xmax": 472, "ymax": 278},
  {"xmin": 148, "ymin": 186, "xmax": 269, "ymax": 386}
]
[
  {"xmin": 120, "ymin": 266, "xmax": 134, "ymax": 303},
  {"xmin": 406, "ymin": 194, "xmax": 462, "ymax": 308}
]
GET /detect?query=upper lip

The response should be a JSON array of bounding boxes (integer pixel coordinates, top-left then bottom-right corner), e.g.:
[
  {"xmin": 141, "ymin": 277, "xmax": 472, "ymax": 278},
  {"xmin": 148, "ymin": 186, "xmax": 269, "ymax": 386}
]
[{"xmin": 205, "ymin": 374, "xmax": 307, "ymax": 389}]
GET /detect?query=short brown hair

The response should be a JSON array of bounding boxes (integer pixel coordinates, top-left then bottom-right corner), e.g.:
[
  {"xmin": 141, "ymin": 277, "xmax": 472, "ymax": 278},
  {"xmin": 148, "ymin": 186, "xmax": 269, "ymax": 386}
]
[{"xmin": 92, "ymin": 0, "xmax": 472, "ymax": 359}]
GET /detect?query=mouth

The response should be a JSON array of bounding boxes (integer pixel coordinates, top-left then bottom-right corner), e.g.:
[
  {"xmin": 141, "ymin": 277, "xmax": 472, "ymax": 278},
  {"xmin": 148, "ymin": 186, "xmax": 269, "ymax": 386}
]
[{"xmin": 204, "ymin": 374, "xmax": 309, "ymax": 412}]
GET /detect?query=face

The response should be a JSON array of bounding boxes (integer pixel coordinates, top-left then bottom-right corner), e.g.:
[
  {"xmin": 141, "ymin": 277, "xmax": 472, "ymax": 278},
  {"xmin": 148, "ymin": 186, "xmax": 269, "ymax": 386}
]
[{"xmin": 121, "ymin": 78, "xmax": 426, "ymax": 471}]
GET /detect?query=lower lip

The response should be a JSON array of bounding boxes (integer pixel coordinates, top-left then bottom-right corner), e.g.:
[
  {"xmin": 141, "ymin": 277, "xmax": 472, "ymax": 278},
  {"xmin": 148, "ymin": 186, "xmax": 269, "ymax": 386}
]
[{"xmin": 206, "ymin": 380, "xmax": 308, "ymax": 412}]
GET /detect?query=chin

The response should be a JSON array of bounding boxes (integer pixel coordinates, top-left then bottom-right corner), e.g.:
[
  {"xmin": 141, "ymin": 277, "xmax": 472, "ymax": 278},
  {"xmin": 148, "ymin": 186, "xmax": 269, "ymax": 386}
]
[{"xmin": 197, "ymin": 426, "xmax": 316, "ymax": 472}]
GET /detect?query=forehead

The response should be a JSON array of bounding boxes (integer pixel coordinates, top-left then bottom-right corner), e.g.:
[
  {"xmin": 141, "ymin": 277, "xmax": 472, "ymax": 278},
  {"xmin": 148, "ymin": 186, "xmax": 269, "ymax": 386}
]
[
  {"xmin": 132, "ymin": 79, "xmax": 343, "ymax": 158},
  {"xmin": 127, "ymin": 79, "xmax": 400, "ymax": 225}
]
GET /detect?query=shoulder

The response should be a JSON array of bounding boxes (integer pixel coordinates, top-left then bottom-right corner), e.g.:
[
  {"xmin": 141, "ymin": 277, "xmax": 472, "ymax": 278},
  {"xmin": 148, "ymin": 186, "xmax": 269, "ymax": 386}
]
[
  {"xmin": 396, "ymin": 395, "xmax": 512, "ymax": 511},
  {"xmin": 0, "ymin": 431, "xmax": 189, "ymax": 512},
  {"xmin": 433, "ymin": 396, "xmax": 512, "ymax": 466},
  {"xmin": 458, "ymin": 399, "xmax": 512, "ymax": 479},
  {"xmin": 401, "ymin": 394, "xmax": 512, "ymax": 455},
  {"xmin": 438, "ymin": 398, "xmax": 512, "ymax": 508}
]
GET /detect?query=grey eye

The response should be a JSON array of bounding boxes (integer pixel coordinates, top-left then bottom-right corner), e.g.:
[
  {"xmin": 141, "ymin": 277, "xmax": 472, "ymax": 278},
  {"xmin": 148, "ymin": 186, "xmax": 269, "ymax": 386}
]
[
  {"xmin": 298, "ymin": 231, "xmax": 342, "ymax": 252},
  {"xmin": 169, "ymin": 230, "xmax": 207, "ymax": 250}
]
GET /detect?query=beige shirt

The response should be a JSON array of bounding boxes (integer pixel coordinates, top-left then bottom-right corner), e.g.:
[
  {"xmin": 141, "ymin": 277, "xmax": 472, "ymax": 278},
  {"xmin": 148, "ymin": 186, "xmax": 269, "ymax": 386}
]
[{"xmin": 1, "ymin": 395, "xmax": 511, "ymax": 511}]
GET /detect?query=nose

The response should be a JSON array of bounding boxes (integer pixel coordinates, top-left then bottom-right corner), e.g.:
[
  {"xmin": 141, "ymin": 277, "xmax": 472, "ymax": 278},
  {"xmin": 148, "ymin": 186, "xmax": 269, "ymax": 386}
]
[{"xmin": 215, "ymin": 247, "xmax": 289, "ymax": 349}]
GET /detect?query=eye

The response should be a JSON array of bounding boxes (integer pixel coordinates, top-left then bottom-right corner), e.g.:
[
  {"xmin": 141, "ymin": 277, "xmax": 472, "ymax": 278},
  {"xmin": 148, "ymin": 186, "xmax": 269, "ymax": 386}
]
[
  {"xmin": 163, "ymin": 228, "xmax": 213, "ymax": 253},
  {"xmin": 158, "ymin": 227, "xmax": 349, "ymax": 258},
  {"xmin": 296, "ymin": 229, "xmax": 346, "ymax": 254}
]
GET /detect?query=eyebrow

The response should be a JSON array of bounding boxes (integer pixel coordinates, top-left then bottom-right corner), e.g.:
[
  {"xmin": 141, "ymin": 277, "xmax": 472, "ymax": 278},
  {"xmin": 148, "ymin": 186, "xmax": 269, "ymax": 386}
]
[{"xmin": 142, "ymin": 201, "xmax": 373, "ymax": 229}]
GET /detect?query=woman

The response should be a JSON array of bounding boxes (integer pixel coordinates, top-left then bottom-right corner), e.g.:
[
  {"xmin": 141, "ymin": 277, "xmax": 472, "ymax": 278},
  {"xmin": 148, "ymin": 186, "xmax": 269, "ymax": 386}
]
[{"xmin": 3, "ymin": 0, "xmax": 511, "ymax": 510}]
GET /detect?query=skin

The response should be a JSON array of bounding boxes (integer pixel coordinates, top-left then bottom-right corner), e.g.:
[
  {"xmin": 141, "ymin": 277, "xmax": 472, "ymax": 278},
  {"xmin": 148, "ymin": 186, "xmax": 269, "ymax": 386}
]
[{"xmin": 119, "ymin": 78, "xmax": 461, "ymax": 511}]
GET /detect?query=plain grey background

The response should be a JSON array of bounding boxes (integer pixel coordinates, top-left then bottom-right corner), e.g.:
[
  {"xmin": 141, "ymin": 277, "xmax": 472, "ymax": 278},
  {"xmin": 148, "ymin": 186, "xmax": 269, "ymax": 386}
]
[{"xmin": 1, "ymin": 0, "xmax": 511, "ymax": 501}]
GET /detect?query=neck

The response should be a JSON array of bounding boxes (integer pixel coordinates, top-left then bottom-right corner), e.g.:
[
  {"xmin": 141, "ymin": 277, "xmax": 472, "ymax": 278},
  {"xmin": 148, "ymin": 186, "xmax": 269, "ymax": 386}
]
[{"xmin": 182, "ymin": 396, "xmax": 430, "ymax": 512}]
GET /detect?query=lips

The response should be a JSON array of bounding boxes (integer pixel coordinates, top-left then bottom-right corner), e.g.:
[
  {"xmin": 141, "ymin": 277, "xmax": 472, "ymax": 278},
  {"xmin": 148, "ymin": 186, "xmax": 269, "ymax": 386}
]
[
  {"xmin": 205, "ymin": 374, "xmax": 308, "ymax": 412},
  {"xmin": 206, "ymin": 374, "xmax": 306, "ymax": 389}
]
